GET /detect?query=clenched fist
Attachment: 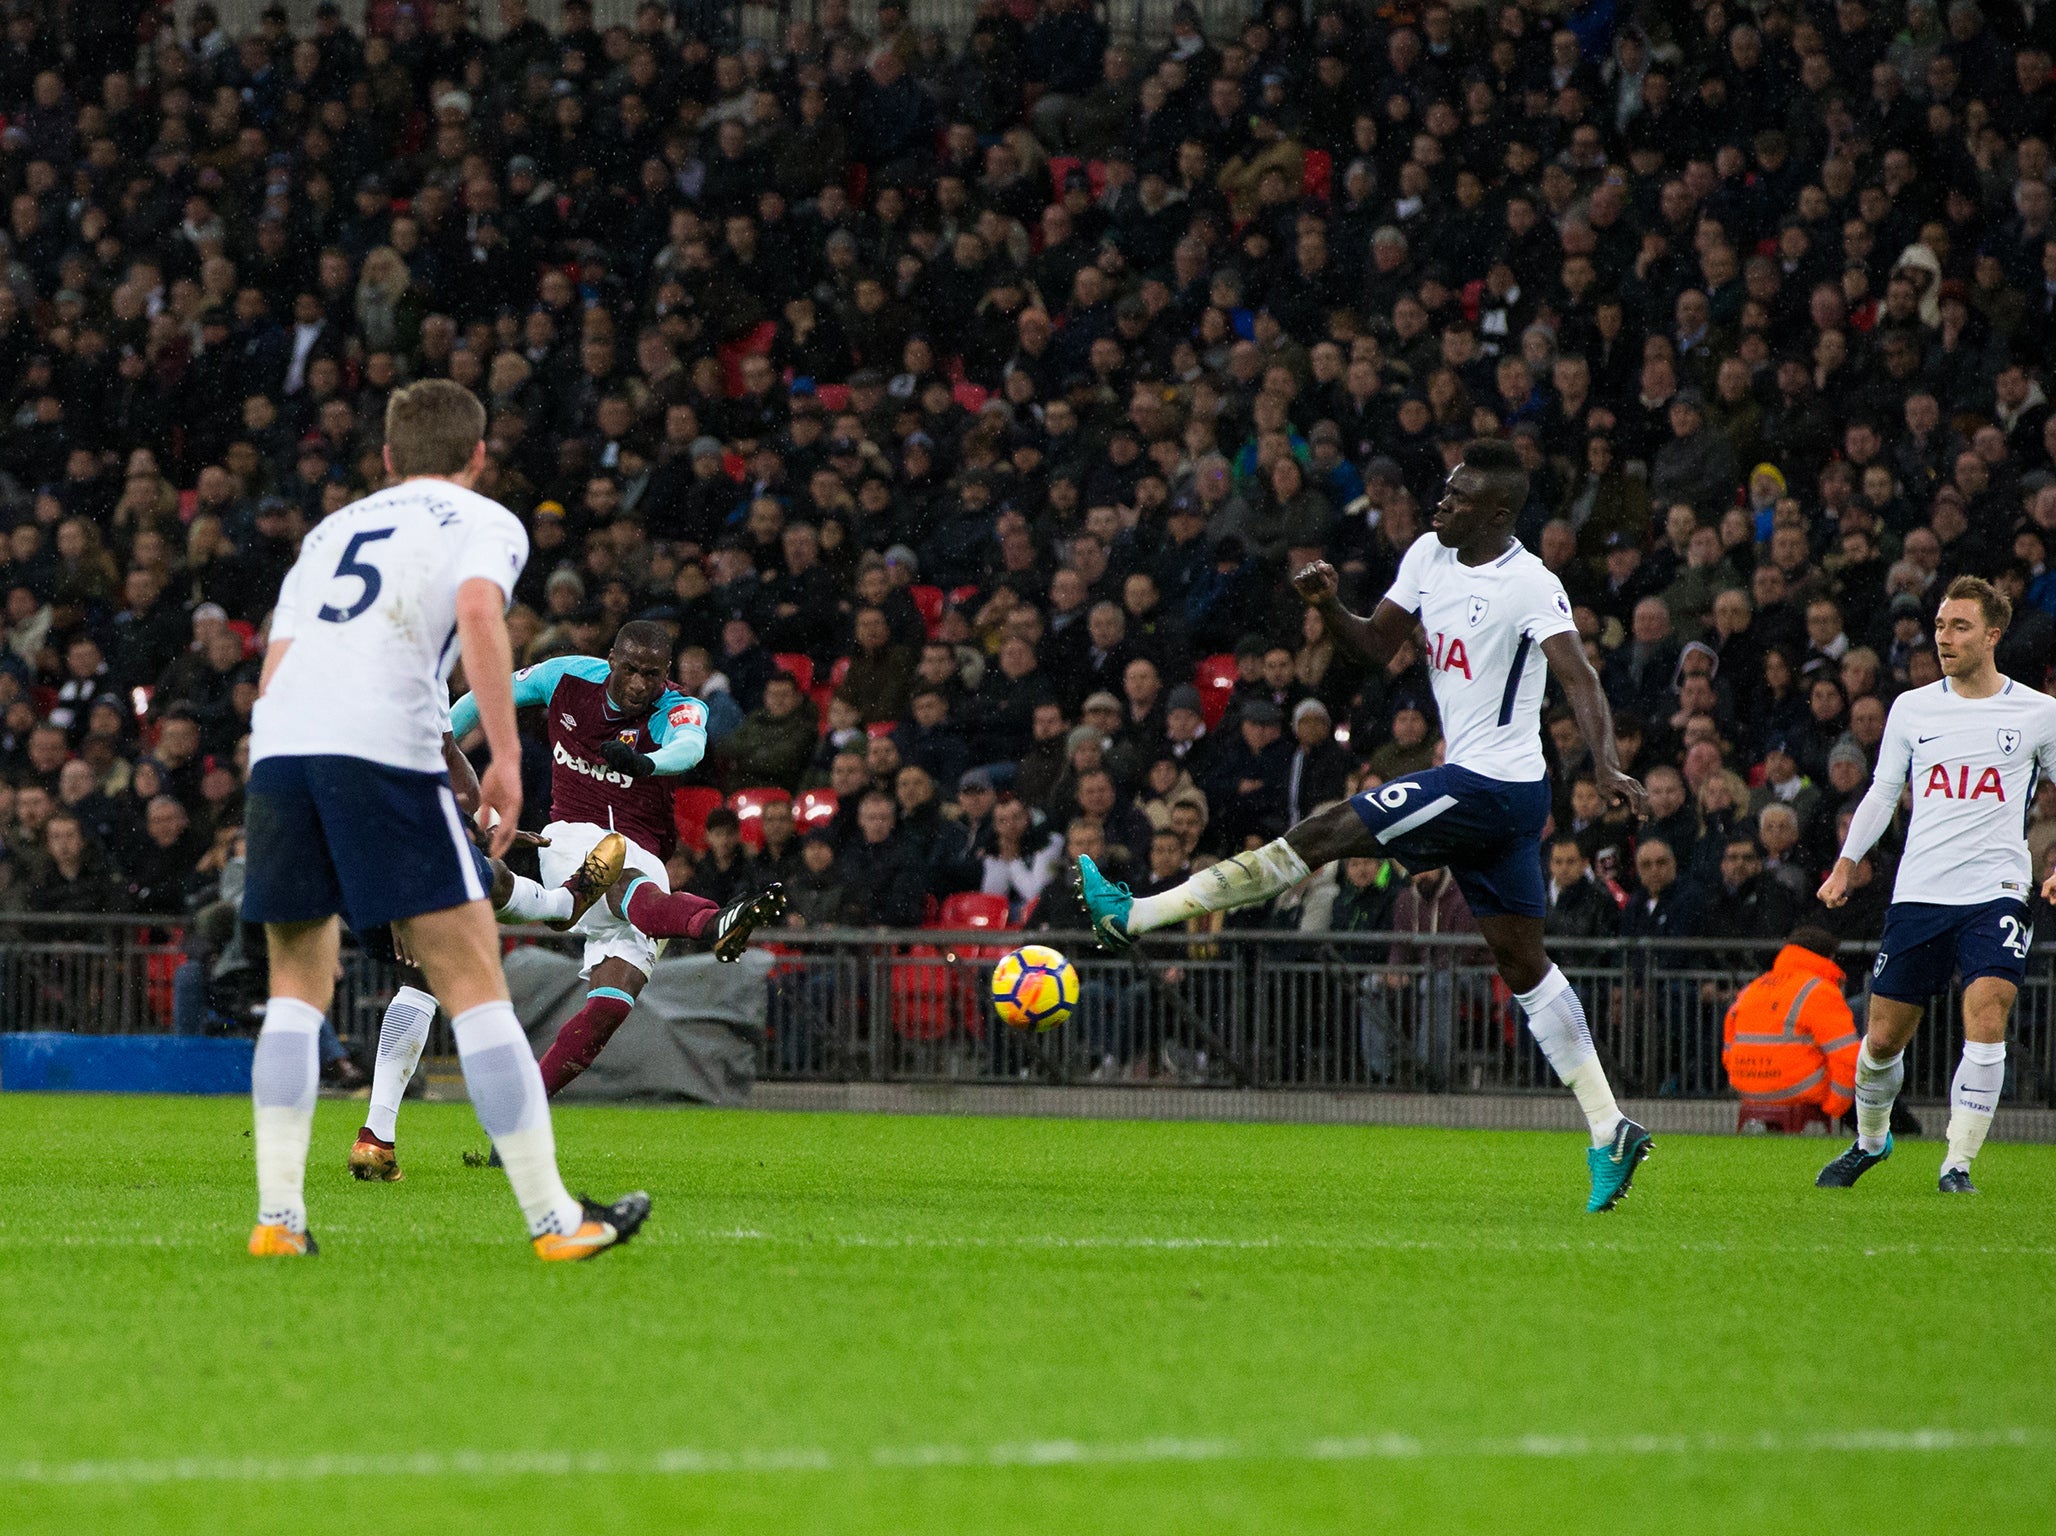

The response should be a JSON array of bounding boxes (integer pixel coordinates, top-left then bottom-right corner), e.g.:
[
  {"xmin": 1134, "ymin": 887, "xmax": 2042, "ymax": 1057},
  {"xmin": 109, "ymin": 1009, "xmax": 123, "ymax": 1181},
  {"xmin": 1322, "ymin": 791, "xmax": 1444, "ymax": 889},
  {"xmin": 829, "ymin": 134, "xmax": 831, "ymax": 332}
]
[{"xmin": 1292, "ymin": 560, "xmax": 1339, "ymax": 604}]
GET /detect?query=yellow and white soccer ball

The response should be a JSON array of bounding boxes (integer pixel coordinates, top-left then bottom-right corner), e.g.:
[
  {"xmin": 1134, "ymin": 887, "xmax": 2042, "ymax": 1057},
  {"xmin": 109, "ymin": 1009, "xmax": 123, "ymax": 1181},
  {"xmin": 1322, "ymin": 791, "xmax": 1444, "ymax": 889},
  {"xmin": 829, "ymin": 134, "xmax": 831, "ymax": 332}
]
[{"xmin": 989, "ymin": 944, "xmax": 1079, "ymax": 1032}]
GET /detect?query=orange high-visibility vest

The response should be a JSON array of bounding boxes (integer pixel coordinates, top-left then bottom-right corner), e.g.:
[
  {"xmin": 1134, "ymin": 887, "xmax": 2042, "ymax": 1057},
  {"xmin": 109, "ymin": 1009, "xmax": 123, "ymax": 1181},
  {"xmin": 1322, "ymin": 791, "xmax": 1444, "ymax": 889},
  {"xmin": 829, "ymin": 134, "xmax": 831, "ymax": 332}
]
[{"xmin": 1722, "ymin": 944, "xmax": 1861, "ymax": 1117}]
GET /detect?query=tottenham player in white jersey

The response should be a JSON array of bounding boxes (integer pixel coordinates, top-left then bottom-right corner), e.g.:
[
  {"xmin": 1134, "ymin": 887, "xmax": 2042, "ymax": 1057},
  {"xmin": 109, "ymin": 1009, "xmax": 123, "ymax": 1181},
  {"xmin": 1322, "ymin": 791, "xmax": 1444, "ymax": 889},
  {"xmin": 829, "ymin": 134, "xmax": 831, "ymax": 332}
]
[
  {"xmin": 241, "ymin": 378, "xmax": 648, "ymax": 1259},
  {"xmin": 1080, "ymin": 441, "xmax": 1656, "ymax": 1212},
  {"xmin": 1816, "ymin": 576, "xmax": 2056, "ymax": 1193}
]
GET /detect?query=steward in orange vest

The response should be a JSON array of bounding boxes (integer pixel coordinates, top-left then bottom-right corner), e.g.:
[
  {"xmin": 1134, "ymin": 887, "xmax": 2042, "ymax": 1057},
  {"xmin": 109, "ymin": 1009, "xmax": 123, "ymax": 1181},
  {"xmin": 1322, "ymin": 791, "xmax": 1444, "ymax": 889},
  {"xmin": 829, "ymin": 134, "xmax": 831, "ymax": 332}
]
[{"xmin": 1722, "ymin": 927, "xmax": 1861, "ymax": 1118}]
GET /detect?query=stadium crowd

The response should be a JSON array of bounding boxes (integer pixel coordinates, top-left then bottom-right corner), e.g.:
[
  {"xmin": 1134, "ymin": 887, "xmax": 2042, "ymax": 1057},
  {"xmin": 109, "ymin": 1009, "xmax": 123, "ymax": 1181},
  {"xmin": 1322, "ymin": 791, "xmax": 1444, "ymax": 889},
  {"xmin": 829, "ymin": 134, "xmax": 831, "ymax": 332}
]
[{"xmin": 9, "ymin": 0, "xmax": 2056, "ymax": 973}]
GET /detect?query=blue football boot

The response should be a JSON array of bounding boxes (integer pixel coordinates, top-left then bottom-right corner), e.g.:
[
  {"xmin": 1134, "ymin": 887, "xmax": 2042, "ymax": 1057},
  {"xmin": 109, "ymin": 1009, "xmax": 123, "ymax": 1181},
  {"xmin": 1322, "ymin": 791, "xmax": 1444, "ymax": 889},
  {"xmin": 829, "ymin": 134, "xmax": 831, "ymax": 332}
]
[
  {"xmin": 1076, "ymin": 854, "xmax": 1135, "ymax": 952},
  {"xmin": 1586, "ymin": 1118, "xmax": 1654, "ymax": 1212}
]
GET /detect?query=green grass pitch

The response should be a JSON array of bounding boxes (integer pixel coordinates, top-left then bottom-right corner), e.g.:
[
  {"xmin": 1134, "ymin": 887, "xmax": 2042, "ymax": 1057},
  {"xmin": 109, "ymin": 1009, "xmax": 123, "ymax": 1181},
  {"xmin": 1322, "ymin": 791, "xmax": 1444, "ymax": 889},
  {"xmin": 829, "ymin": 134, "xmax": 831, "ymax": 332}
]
[{"xmin": 1, "ymin": 1096, "xmax": 2053, "ymax": 1535}]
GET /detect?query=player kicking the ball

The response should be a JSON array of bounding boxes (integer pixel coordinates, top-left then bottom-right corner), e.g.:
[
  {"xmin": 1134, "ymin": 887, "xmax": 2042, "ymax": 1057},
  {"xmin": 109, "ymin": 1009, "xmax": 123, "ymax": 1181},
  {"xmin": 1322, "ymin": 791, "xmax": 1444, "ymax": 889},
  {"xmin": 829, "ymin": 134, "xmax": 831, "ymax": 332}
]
[
  {"xmin": 1816, "ymin": 576, "xmax": 2056, "ymax": 1193},
  {"xmin": 1079, "ymin": 440, "xmax": 1655, "ymax": 1211},
  {"xmin": 242, "ymin": 378, "xmax": 648, "ymax": 1259},
  {"xmin": 342, "ymin": 731, "xmax": 627, "ymax": 1184},
  {"xmin": 347, "ymin": 622, "xmax": 786, "ymax": 1179}
]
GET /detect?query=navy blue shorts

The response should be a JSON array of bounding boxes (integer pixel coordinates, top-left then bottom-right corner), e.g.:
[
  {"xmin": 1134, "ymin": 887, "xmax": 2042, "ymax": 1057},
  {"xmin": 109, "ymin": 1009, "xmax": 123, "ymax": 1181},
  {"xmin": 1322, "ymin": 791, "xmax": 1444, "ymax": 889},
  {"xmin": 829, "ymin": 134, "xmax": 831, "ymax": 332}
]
[
  {"xmin": 1348, "ymin": 764, "xmax": 1550, "ymax": 919},
  {"xmin": 242, "ymin": 755, "xmax": 488, "ymax": 932},
  {"xmin": 1870, "ymin": 898, "xmax": 2034, "ymax": 1004}
]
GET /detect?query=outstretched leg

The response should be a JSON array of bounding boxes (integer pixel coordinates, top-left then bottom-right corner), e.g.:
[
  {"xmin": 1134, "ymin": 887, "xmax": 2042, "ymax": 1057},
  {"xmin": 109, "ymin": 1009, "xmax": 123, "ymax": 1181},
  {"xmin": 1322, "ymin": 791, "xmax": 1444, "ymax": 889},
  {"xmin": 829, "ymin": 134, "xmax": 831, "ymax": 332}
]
[
  {"xmin": 606, "ymin": 872, "xmax": 788, "ymax": 961},
  {"xmin": 1082, "ymin": 802, "xmax": 1373, "ymax": 947}
]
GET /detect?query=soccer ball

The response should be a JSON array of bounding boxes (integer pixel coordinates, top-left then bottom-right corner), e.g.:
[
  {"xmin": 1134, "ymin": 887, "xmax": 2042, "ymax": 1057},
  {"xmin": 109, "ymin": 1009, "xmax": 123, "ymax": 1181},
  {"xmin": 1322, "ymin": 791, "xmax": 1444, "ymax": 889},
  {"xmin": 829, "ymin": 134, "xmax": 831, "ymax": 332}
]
[{"xmin": 989, "ymin": 944, "xmax": 1079, "ymax": 1032}]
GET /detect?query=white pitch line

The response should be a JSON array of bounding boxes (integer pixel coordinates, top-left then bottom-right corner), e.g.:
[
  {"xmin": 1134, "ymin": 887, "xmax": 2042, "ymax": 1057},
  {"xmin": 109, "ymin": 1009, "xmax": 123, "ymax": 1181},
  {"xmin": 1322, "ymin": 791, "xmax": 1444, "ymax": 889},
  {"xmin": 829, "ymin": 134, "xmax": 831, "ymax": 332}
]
[
  {"xmin": 2, "ymin": 1427, "xmax": 2040, "ymax": 1488},
  {"xmin": 7, "ymin": 1227, "xmax": 2056, "ymax": 1260},
  {"xmin": 686, "ymin": 1228, "xmax": 2056, "ymax": 1259}
]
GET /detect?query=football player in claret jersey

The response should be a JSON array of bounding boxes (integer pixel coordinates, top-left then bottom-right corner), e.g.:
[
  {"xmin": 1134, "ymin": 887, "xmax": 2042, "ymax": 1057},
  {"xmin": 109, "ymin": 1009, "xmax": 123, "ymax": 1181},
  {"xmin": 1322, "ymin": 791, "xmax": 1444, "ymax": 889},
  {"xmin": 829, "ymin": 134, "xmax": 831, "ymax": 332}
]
[
  {"xmin": 1816, "ymin": 576, "xmax": 2056, "ymax": 1193},
  {"xmin": 1079, "ymin": 440, "xmax": 1657, "ymax": 1212},
  {"xmin": 240, "ymin": 378, "xmax": 648, "ymax": 1260},
  {"xmin": 385, "ymin": 622, "xmax": 785, "ymax": 1128}
]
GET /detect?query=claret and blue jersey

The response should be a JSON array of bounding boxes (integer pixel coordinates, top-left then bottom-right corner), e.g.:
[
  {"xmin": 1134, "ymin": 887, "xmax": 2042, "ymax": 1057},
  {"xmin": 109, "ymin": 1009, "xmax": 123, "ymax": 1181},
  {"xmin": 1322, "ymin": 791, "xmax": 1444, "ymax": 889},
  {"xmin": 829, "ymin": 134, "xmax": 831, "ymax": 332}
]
[{"xmin": 450, "ymin": 654, "xmax": 709, "ymax": 860}]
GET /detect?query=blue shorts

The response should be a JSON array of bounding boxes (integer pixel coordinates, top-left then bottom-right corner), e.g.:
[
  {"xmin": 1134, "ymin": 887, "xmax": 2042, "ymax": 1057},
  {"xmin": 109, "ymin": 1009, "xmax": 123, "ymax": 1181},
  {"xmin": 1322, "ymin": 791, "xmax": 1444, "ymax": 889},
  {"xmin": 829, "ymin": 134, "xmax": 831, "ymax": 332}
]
[
  {"xmin": 1870, "ymin": 898, "xmax": 2034, "ymax": 1004},
  {"xmin": 242, "ymin": 755, "xmax": 488, "ymax": 932},
  {"xmin": 1348, "ymin": 764, "xmax": 1550, "ymax": 919}
]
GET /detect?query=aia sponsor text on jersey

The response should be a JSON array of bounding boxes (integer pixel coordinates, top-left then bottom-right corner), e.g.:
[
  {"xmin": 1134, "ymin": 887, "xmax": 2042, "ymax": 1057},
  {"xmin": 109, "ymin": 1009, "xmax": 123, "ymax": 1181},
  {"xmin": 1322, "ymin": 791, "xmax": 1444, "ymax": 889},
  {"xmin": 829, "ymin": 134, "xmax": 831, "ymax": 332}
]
[
  {"xmin": 1922, "ymin": 764, "xmax": 2007, "ymax": 800},
  {"xmin": 1427, "ymin": 632, "xmax": 1473, "ymax": 679}
]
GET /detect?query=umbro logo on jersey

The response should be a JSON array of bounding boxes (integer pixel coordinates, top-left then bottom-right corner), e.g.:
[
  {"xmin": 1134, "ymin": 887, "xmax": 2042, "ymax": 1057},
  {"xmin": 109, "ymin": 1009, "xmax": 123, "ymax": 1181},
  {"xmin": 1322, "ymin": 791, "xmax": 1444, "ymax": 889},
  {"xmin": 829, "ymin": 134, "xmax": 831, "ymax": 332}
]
[
  {"xmin": 1467, "ymin": 597, "xmax": 1490, "ymax": 627},
  {"xmin": 560, "ymin": 713, "xmax": 577, "ymax": 730},
  {"xmin": 1999, "ymin": 728, "xmax": 2022, "ymax": 755}
]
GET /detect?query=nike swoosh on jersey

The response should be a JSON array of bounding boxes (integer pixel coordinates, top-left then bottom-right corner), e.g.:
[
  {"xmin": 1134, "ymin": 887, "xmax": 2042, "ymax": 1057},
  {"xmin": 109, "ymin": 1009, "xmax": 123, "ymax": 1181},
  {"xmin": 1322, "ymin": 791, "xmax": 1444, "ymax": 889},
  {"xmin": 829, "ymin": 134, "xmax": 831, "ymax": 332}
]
[{"xmin": 1917, "ymin": 733, "xmax": 1943, "ymax": 743}]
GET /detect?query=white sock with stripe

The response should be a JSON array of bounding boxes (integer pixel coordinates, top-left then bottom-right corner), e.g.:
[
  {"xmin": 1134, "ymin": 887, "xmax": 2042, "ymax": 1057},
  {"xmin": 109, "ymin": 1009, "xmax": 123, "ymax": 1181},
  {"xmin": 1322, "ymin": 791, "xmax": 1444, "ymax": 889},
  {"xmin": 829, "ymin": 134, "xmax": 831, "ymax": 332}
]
[
  {"xmin": 496, "ymin": 874, "xmax": 574, "ymax": 924},
  {"xmin": 252, "ymin": 997, "xmax": 324, "ymax": 1233},
  {"xmin": 1854, "ymin": 1041, "xmax": 1904, "ymax": 1153},
  {"xmin": 452, "ymin": 1001, "xmax": 586, "ymax": 1238},
  {"xmin": 1124, "ymin": 838, "xmax": 1311, "ymax": 935},
  {"xmin": 1514, "ymin": 966, "xmax": 1621, "ymax": 1147},
  {"xmin": 1943, "ymin": 1040, "xmax": 2005, "ymax": 1174},
  {"xmin": 364, "ymin": 986, "xmax": 436, "ymax": 1144}
]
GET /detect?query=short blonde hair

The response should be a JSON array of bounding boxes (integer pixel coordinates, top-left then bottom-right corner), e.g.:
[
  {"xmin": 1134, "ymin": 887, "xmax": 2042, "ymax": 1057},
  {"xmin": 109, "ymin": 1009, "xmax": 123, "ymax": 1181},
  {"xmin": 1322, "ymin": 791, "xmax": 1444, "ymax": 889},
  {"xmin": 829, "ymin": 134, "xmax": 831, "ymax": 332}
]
[{"xmin": 384, "ymin": 378, "xmax": 485, "ymax": 479}]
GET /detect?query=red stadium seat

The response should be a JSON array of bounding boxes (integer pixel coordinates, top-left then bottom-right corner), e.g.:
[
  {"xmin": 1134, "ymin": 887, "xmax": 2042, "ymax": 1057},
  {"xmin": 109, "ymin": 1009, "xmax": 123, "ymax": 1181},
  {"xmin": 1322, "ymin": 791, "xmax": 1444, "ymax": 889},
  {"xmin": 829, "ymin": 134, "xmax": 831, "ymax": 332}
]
[
  {"xmin": 866, "ymin": 720, "xmax": 897, "ymax": 739},
  {"xmin": 1047, "ymin": 155, "xmax": 1081, "ymax": 204},
  {"xmin": 672, "ymin": 786, "xmax": 724, "ymax": 853},
  {"xmin": 808, "ymin": 684, "xmax": 836, "ymax": 726},
  {"xmin": 948, "ymin": 584, "xmax": 980, "ymax": 609},
  {"xmin": 771, "ymin": 653, "xmax": 815, "ymax": 692},
  {"xmin": 796, "ymin": 787, "xmax": 839, "ymax": 832},
  {"xmin": 890, "ymin": 946, "xmax": 961, "ymax": 1040},
  {"xmin": 815, "ymin": 384, "xmax": 851, "ymax": 411},
  {"xmin": 952, "ymin": 381, "xmax": 989, "ymax": 412},
  {"xmin": 729, "ymin": 787, "xmax": 791, "ymax": 850},
  {"xmin": 935, "ymin": 892, "xmax": 1011, "ymax": 931},
  {"xmin": 1194, "ymin": 653, "xmax": 1238, "ymax": 730},
  {"xmin": 829, "ymin": 655, "xmax": 851, "ymax": 687},
  {"xmin": 910, "ymin": 584, "xmax": 945, "ymax": 635}
]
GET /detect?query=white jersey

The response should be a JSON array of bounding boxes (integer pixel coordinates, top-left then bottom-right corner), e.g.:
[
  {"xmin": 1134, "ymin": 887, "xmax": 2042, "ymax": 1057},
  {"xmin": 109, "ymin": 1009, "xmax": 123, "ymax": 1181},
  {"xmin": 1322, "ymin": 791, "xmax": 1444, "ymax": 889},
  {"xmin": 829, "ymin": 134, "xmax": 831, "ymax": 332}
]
[
  {"xmin": 251, "ymin": 479, "xmax": 529, "ymax": 774},
  {"xmin": 1383, "ymin": 534, "xmax": 1577, "ymax": 781},
  {"xmin": 1841, "ymin": 676, "xmax": 2056, "ymax": 906}
]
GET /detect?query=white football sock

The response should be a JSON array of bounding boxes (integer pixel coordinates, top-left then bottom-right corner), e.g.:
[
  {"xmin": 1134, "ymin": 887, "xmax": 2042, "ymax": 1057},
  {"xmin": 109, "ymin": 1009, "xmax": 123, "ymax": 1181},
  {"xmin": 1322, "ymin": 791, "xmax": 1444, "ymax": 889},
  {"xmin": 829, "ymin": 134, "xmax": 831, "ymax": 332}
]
[
  {"xmin": 1125, "ymin": 838, "xmax": 1312, "ymax": 935},
  {"xmin": 1514, "ymin": 966, "xmax": 1621, "ymax": 1146},
  {"xmin": 364, "ymin": 986, "xmax": 436, "ymax": 1144},
  {"xmin": 252, "ymin": 997, "xmax": 324, "ymax": 1233},
  {"xmin": 1944, "ymin": 1040, "xmax": 2006, "ymax": 1173},
  {"xmin": 496, "ymin": 873, "xmax": 574, "ymax": 924},
  {"xmin": 452, "ymin": 1001, "xmax": 585, "ymax": 1238},
  {"xmin": 1854, "ymin": 1041, "xmax": 1904, "ymax": 1153}
]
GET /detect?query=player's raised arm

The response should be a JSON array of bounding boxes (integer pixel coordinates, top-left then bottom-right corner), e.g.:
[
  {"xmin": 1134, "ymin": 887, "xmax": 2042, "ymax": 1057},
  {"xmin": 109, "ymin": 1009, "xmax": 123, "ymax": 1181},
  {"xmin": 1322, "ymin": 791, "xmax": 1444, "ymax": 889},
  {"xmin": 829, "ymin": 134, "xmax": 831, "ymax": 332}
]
[
  {"xmin": 449, "ymin": 655, "xmax": 581, "ymax": 744},
  {"xmin": 1292, "ymin": 559, "xmax": 1418, "ymax": 668},
  {"xmin": 1820, "ymin": 696, "xmax": 1911, "ymax": 907},
  {"xmin": 1540, "ymin": 630, "xmax": 1647, "ymax": 818},
  {"xmin": 454, "ymin": 577, "xmax": 522, "ymax": 857}
]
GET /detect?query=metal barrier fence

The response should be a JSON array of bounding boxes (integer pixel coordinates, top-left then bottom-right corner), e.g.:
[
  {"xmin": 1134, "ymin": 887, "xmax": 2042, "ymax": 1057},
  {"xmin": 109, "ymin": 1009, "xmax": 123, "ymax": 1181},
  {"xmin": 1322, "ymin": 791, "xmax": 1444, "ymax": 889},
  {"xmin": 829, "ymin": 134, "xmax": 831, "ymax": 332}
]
[{"xmin": 4, "ymin": 916, "xmax": 2053, "ymax": 1108}]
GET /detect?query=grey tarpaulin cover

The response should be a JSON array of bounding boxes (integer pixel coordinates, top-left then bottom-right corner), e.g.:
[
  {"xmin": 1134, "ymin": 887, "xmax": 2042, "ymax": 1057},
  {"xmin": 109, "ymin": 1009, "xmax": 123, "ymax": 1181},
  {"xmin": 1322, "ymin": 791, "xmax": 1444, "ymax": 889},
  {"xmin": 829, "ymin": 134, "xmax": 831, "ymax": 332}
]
[{"xmin": 502, "ymin": 945, "xmax": 768, "ymax": 1105}]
